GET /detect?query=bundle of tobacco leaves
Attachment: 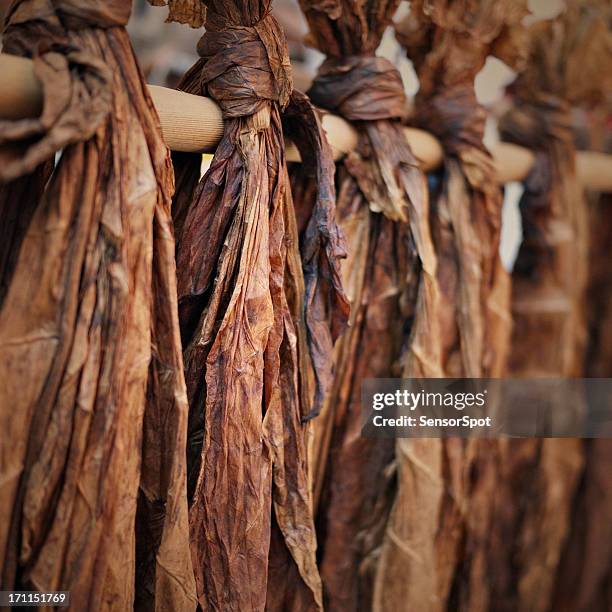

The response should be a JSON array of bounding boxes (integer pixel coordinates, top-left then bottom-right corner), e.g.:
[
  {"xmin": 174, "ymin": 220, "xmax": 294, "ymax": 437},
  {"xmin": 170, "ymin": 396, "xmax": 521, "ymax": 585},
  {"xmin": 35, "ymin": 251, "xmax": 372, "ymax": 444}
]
[
  {"xmin": 289, "ymin": 1, "xmax": 442, "ymax": 608},
  {"xmin": 0, "ymin": 1, "xmax": 195, "ymax": 609},
  {"xmin": 152, "ymin": 0, "xmax": 348, "ymax": 609},
  {"xmin": 396, "ymin": 0, "xmax": 529, "ymax": 379},
  {"xmin": 373, "ymin": 2, "xmax": 528, "ymax": 610},
  {"xmin": 480, "ymin": 4, "xmax": 612, "ymax": 611}
]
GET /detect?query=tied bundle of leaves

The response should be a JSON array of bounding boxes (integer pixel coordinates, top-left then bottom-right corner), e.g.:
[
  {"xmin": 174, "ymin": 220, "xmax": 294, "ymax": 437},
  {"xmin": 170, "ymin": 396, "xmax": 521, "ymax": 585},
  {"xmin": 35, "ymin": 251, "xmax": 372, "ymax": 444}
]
[
  {"xmin": 292, "ymin": 0, "xmax": 442, "ymax": 608},
  {"xmin": 154, "ymin": 0, "xmax": 348, "ymax": 609},
  {"xmin": 396, "ymin": 0, "xmax": 530, "ymax": 379},
  {"xmin": 490, "ymin": 3, "xmax": 612, "ymax": 611},
  {"xmin": 0, "ymin": 1, "xmax": 195, "ymax": 610},
  {"xmin": 373, "ymin": 2, "xmax": 528, "ymax": 610}
]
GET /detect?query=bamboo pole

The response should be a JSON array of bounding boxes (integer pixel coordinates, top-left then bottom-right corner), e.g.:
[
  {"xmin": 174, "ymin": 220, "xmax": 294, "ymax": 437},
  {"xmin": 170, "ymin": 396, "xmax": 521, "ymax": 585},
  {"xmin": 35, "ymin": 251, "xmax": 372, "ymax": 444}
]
[
  {"xmin": 1, "ymin": 52, "xmax": 611, "ymax": 189},
  {"xmin": 2, "ymin": 54, "xmax": 44, "ymax": 120}
]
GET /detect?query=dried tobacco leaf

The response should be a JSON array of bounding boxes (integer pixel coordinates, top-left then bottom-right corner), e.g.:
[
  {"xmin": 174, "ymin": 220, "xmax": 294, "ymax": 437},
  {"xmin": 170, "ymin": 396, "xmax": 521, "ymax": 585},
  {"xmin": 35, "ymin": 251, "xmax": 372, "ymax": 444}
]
[
  {"xmin": 0, "ymin": 2, "xmax": 196, "ymax": 610},
  {"xmin": 164, "ymin": 0, "xmax": 346, "ymax": 609},
  {"xmin": 150, "ymin": 0, "xmax": 207, "ymax": 27},
  {"xmin": 373, "ymin": 3, "xmax": 528, "ymax": 610},
  {"xmin": 291, "ymin": 1, "xmax": 442, "ymax": 608},
  {"xmin": 486, "ymin": 4, "xmax": 612, "ymax": 611}
]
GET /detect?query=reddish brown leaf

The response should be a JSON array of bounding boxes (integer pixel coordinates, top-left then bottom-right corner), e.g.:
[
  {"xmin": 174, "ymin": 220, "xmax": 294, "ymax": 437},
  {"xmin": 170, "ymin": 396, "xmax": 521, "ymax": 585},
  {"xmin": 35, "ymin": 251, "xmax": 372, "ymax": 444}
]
[
  {"xmin": 168, "ymin": 1, "xmax": 346, "ymax": 609},
  {"xmin": 292, "ymin": 1, "xmax": 443, "ymax": 608},
  {"xmin": 375, "ymin": 3, "xmax": 527, "ymax": 610},
  {"xmin": 0, "ymin": 2, "xmax": 196, "ymax": 609}
]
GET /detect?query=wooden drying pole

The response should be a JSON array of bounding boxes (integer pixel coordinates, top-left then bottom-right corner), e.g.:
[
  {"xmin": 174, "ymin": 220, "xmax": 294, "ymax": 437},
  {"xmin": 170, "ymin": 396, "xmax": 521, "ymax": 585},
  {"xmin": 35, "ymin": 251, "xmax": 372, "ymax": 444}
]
[{"xmin": 1, "ymin": 53, "xmax": 611, "ymax": 189}]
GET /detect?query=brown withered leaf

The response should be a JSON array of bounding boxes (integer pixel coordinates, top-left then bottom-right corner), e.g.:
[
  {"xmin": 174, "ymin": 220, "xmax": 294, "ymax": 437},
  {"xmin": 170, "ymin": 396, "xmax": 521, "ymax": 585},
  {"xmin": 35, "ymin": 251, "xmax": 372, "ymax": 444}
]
[
  {"xmin": 148, "ymin": 0, "xmax": 207, "ymax": 27},
  {"xmin": 291, "ymin": 1, "xmax": 442, "ymax": 608},
  {"xmin": 281, "ymin": 91, "xmax": 350, "ymax": 419},
  {"xmin": 374, "ymin": 2, "xmax": 528, "ymax": 610},
  {"xmin": 166, "ymin": 0, "xmax": 346, "ymax": 609},
  {"xmin": 0, "ymin": 1, "xmax": 196, "ymax": 610}
]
